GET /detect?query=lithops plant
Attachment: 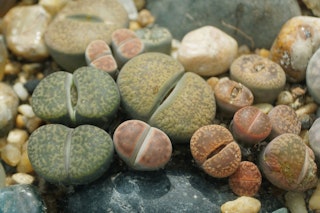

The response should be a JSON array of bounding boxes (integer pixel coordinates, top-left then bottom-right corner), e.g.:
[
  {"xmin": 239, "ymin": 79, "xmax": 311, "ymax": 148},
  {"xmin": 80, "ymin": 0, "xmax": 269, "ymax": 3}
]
[
  {"xmin": 117, "ymin": 52, "xmax": 216, "ymax": 143},
  {"xmin": 190, "ymin": 125, "xmax": 241, "ymax": 178},
  {"xmin": 31, "ymin": 66, "xmax": 120, "ymax": 128},
  {"xmin": 230, "ymin": 54, "xmax": 286, "ymax": 104},
  {"xmin": 259, "ymin": 133, "xmax": 318, "ymax": 192},
  {"xmin": 113, "ymin": 119, "xmax": 172, "ymax": 171},
  {"xmin": 28, "ymin": 124, "xmax": 114, "ymax": 185},
  {"xmin": 269, "ymin": 16, "xmax": 320, "ymax": 82}
]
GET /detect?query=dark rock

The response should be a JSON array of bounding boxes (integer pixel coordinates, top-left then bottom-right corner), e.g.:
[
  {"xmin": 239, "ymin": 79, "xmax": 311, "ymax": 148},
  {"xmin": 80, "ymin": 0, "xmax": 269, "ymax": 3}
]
[
  {"xmin": 146, "ymin": 0, "xmax": 301, "ymax": 49},
  {"xmin": 0, "ymin": 184, "xmax": 46, "ymax": 213}
]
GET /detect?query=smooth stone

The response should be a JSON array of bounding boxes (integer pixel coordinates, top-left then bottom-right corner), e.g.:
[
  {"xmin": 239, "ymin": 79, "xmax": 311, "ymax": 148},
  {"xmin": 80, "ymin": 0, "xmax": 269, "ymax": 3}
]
[
  {"xmin": 0, "ymin": 184, "xmax": 46, "ymax": 213},
  {"xmin": 146, "ymin": 0, "xmax": 301, "ymax": 49},
  {"xmin": 307, "ymin": 47, "xmax": 320, "ymax": 104},
  {"xmin": 0, "ymin": 83, "xmax": 19, "ymax": 137},
  {"xmin": 3, "ymin": 4, "xmax": 51, "ymax": 61},
  {"xmin": 309, "ymin": 117, "xmax": 320, "ymax": 162},
  {"xmin": 44, "ymin": 0, "xmax": 129, "ymax": 71},
  {"xmin": 302, "ymin": 0, "xmax": 320, "ymax": 16},
  {"xmin": 0, "ymin": 162, "xmax": 5, "ymax": 189},
  {"xmin": 221, "ymin": 196, "xmax": 261, "ymax": 213},
  {"xmin": 65, "ymin": 167, "xmax": 283, "ymax": 212},
  {"xmin": 177, "ymin": 26, "xmax": 238, "ymax": 77}
]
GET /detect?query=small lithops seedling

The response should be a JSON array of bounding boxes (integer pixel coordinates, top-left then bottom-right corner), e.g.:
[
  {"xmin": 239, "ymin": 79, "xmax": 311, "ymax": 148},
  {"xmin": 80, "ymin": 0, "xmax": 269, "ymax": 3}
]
[
  {"xmin": 230, "ymin": 54, "xmax": 286, "ymax": 104},
  {"xmin": 214, "ymin": 78, "xmax": 254, "ymax": 117},
  {"xmin": 117, "ymin": 52, "xmax": 216, "ymax": 143},
  {"xmin": 135, "ymin": 25, "xmax": 172, "ymax": 54},
  {"xmin": 31, "ymin": 66, "xmax": 120, "ymax": 128},
  {"xmin": 190, "ymin": 125, "xmax": 241, "ymax": 178},
  {"xmin": 111, "ymin": 28, "xmax": 144, "ymax": 67},
  {"xmin": 113, "ymin": 120, "xmax": 172, "ymax": 171},
  {"xmin": 268, "ymin": 104, "xmax": 301, "ymax": 139},
  {"xmin": 259, "ymin": 133, "xmax": 318, "ymax": 192},
  {"xmin": 231, "ymin": 106, "xmax": 272, "ymax": 145},
  {"xmin": 229, "ymin": 161, "xmax": 262, "ymax": 197},
  {"xmin": 269, "ymin": 16, "xmax": 320, "ymax": 83},
  {"xmin": 27, "ymin": 124, "xmax": 114, "ymax": 185},
  {"xmin": 85, "ymin": 39, "xmax": 118, "ymax": 77}
]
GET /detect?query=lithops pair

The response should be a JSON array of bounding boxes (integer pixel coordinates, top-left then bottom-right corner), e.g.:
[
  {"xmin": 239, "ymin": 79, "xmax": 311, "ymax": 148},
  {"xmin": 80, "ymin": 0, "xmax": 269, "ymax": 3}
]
[
  {"xmin": 117, "ymin": 52, "xmax": 216, "ymax": 143},
  {"xmin": 259, "ymin": 133, "xmax": 318, "ymax": 192},
  {"xmin": 31, "ymin": 66, "xmax": 120, "ymax": 128},
  {"xmin": 28, "ymin": 124, "xmax": 114, "ymax": 185}
]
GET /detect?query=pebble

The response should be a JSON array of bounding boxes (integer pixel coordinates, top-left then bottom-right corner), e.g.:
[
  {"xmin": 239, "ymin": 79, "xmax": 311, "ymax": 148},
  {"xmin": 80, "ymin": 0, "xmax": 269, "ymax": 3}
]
[
  {"xmin": 0, "ymin": 83, "xmax": 19, "ymax": 137},
  {"xmin": 146, "ymin": 0, "xmax": 301, "ymax": 48},
  {"xmin": 276, "ymin": 91, "xmax": 294, "ymax": 105},
  {"xmin": 177, "ymin": 26, "xmax": 238, "ymax": 77},
  {"xmin": 309, "ymin": 117, "xmax": 320, "ymax": 161},
  {"xmin": 0, "ymin": 184, "xmax": 46, "ymax": 213},
  {"xmin": 39, "ymin": 0, "xmax": 69, "ymax": 15},
  {"xmin": 44, "ymin": 0, "xmax": 129, "ymax": 71},
  {"xmin": 136, "ymin": 9, "xmax": 155, "ymax": 27},
  {"xmin": 3, "ymin": 4, "xmax": 51, "ymax": 61},
  {"xmin": 7, "ymin": 129, "xmax": 28, "ymax": 149},
  {"xmin": 285, "ymin": 191, "xmax": 308, "ymax": 213},
  {"xmin": 309, "ymin": 180, "xmax": 320, "ymax": 210},
  {"xmin": 1, "ymin": 143, "xmax": 21, "ymax": 167},
  {"xmin": 302, "ymin": 0, "xmax": 320, "ymax": 16},
  {"xmin": 13, "ymin": 82, "xmax": 29, "ymax": 101},
  {"xmin": 220, "ymin": 196, "xmax": 261, "ymax": 213},
  {"xmin": 17, "ymin": 149, "xmax": 33, "ymax": 173},
  {"xmin": 307, "ymin": 46, "xmax": 320, "ymax": 104},
  {"xmin": 269, "ymin": 16, "xmax": 320, "ymax": 82},
  {"xmin": 118, "ymin": 0, "xmax": 138, "ymax": 21},
  {"xmin": 0, "ymin": 35, "xmax": 8, "ymax": 81},
  {"xmin": 18, "ymin": 104, "xmax": 35, "ymax": 118},
  {"xmin": 11, "ymin": 172, "xmax": 35, "ymax": 185}
]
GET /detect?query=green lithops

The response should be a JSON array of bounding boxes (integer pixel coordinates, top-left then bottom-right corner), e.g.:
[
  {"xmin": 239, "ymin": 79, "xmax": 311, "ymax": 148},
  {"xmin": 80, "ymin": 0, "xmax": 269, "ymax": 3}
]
[
  {"xmin": 31, "ymin": 66, "xmax": 120, "ymax": 128},
  {"xmin": 117, "ymin": 52, "xmax": 216, "ymax": 143},
  {"xmin": 28, "ymin": 124, "xmax": 114, "ymax": 185}
]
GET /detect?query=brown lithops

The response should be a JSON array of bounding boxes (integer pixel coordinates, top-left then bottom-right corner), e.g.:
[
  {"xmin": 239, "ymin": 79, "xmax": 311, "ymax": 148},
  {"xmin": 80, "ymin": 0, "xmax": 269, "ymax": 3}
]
[
  {"xmin": 259, "ymin": 133, "xmax": 318, "ymax": 192},
  {"xmin": 269, "ymin": 16, "xmax": 320, "ymax": 82},
  {"xmin": 268, "ymin": 104, "xmax": 301, "ymax": 139},
  {"xmin": 214, "ymin": 78, "xmax": 254, "ymax": 117},
  {"xmin": 190, "ymin": 125, "xmax": 241, "ymax": 178},
  {"xmin": 231, "ymin": 106, "xmax": 272, "ymax": 145},
  {"xmin": 113, "ymin": 120, "xmax": 172, "ymax": 171},
  {"xmin": 230, "ymin": 54, "xmax": 286, "ymax": 104},
  {"xmin": 229, "ymin": 161, "xmax": 262, "ymax": 197}
]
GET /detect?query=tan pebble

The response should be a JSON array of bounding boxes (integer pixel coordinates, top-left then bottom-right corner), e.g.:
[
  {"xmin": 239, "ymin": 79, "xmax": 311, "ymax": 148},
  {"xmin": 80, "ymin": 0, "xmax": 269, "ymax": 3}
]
[
  {"xmin": 12, "ymin": 173, "xmax": 34, "ymax": 185},
  {"xmin": 253, "ymin": 103, "xmax": 273, "ymax": 114},
  {"xmin": 5, "ymin": 176, "xmax": 14, "ymax": 186},
  {"xmin": 137, "ymin": 9, "xmax": 155, "ymax": 27},
  {"xmin": 39, "ymin": 0, "xmax": 69, "ymax": 15},
  {"xmin": 13, "ymin": 82, "xmax": 29, "ymax": 101},
  {"xmin": 302, "ymin": 0, "xmax": 320, "ymax": 17},
  {"xmin": 221, "ymin": 196, "xmax": 261, "ymax": 213},
  {"xmin": 206, "ymin": 77, "xmax": 220, "ymax": 91},
  {"xmin": 237, "ymin": 45, "xmax": 251, "ymax": 56},
  {"xmin": 4, "ymin": 61, "xmax": 21, "ymax": 76},
  {"xmin": 133, "ymin": 0, "xmax": 145, "ymax": 11},
  {"xmin": 17, "ymin": 150, "xmax": 33, "ymax": 173},
  {"xmin": 285, "ymin": 191, "xmax": 308, "ymax": 213},
  {"xmin": 178, "ymin": 26, "xmax": 238, "ymax": 77},
  {"xmin": 129, "ymin": 21, "xmax": 142, "ymax": 31},
  {"xmin": 295, "ymin": 102, "xmax": 318, "ymax": 116},
  {"xmin": 7, "ymin": 129, "xmax": 29, "ymax": 148},
  {"xmin": 18, "ymin": 104, "xmax": 35, "ymax": 118},
  {"xmin": 276, "ymin": 91, "xmax": 294, "ymax": 105},
  {"xmin": 1, "ymin": 144, "xmax": 21, "ymax": 167},
  {"xmin": 256, "ymin": 48, "xmax": 270, "ymax": 58},
  {"xmin": 299, "ymin": 130, "xmax": 309, "ymax": 146},
  {"xmin": 0, "ymin": 138, "xmax": 7, "ymax": 151},
  {"xmin": 25, "ymin": 116, "xmax": 43, "ymax": 133},
  {"xmin": 309, "ymin": 180, "xmax": 320, "ymax": 210},
  {"xmin": 291, "ymin": 86, "xmax": 307, "ymax": 98},
  {"xmin": 15, "ymin": 114, "xmax": 26, "ymax": 129}
]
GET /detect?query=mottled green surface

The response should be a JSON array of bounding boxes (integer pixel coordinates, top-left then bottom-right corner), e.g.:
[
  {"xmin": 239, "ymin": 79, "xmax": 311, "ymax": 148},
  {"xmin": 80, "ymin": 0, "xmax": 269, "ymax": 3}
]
[
  {"xmin": 117, "ymin": 53, "xmax": 216, "ymax": 143},
  {"xmin": 0, "ymin": 184, "xmax": 46, "ymax": 213},
  {"xmin": 117, "ymin": 53, "xmax": 184, "ymax": 121},
  {"xmin": 31, "ymin": 67, "xmax": 120, "ymax": 128},
  {"xmin": 149, "ymin": 72, "xmax": 216, "ymax": 142},
  {"xmin": 27, "ymin": 124, "xmax": 114, "ymax": 185}
]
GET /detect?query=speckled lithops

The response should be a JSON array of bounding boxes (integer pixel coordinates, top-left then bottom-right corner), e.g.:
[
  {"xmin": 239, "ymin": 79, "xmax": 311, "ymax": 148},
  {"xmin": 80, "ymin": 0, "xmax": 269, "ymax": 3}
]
[
  {"xmin": 259, "ymin": 133, "xmax": 318, "ymax": 192},
  {"xmin": 31, "ymin": 66, "xmax": 120, "ymax": 128},
  {"xmin": 117, "ymin": 52, "xmax": 216, "ymax": 143},
  {"xmin": 113, "ymin": 119, "xmax": 172, "ymax": 171},
  {"xmin": 27, "ymin": 124, "xmax": 114, "ymax": 185},
  {"xmin": 190, "ymin": 125, "xmax": 241, "ymax": 178}
]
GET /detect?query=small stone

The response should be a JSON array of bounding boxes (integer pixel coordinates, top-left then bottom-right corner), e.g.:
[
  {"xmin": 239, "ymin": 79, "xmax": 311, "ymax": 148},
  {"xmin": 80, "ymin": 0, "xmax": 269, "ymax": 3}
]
[
  {"xmin": 302, "ymin": 0, "xmax": 320, "ymax": 16},
  {"xmin": 253, "ymin": 103, "xmax": 274, "ymax": 114},
  {"xmin": 118, "ymin": 0, "xmax": 138, "ymax": 20},
  {"xmin": 0, "ymin": 35, "xmax": 8, "ymax": 81},
  {"xmin": 11, "ymin": 173, "xmax": 34, "ymax": 185},
  {"xmin": 221, "ymin": 196, "xmax": 261, "ymax": 213},
  {"xmin": 137, "ymin": 9, "xmax": 155, "ymax": 27},
  {"xmin": 18, "ymin": 104, "xmax": 35, "ymax": 118},
  {"xmin": 24, "ymin": 116, "xmax": 43, "ymax": 133},
  {"xmin": 1, "ymin": 143, "xmax": 21, "ymax": 167},
  {"xmin": 4, "ymin": 61, "xmax": 21, "ymax": 76},
  {"xmin": 206, "ymin": 77, "xmax": 219, "ymax": 91},
  {"xmin": 3, "ymin": 4, "xmax": 51, "ymax": 61},
  {"xmin": 39, "ymin": 0, "xmax": 69, "ymax": 15},
  {"xmin": 16, "ymin": 150, "xmax": 33, "ymax": 173},
  {"xmin": 309, "ymin": 180, "xmax": 320, "ymax": 210},
  {"xmin": 7, "ymin": 129, "xmax": 28, "ymax": 149},
  {"xmin": 276, "ymin": 91, "xmax": 294, "ymax": 105},
  {"xmin": 285, "ymin": 191, "xmax": 308, "ymax": 213},
  {"xmin": 177, "ymin": 26, "xmax": 238, "ymax": 77},
  {"xmin": 13, "ymin": 82, "xmax": 29, "ymax": 101}
]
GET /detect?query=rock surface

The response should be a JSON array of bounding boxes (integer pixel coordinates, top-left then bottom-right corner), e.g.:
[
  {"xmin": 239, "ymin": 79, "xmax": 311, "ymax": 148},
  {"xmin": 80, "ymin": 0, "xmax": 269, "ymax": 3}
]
[{"xmin": 146, "ymin": 0, "xmax": 301, "ymax": 49}]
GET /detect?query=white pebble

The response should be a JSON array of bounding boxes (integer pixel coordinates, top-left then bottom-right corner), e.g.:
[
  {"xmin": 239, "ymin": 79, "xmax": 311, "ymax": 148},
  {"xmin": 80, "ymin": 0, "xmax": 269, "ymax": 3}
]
[
  {"xmin": 285, "ymin": 191, "xmax": 308, "ymax": 213},
  {"xmin": 11, "ymin": 173, "xmax": 34, "ymax": 185},
  {"xmin": 7, "ymin": 129, "xmax": 29, "ymax": 148},
  {"xmin": 309, "ymin": 180, "xmax": 320, "ymax": 210},
  {"xmin": 18, "ymin": 104, "xmax": 35, "ymax": 118},
  {"xmin": 221, "ymin": 196, "xmax": 261, "ymax": 213},
  {"xmin": 13, "ymin": 82, "xmax": 29, "ymax": 101}
]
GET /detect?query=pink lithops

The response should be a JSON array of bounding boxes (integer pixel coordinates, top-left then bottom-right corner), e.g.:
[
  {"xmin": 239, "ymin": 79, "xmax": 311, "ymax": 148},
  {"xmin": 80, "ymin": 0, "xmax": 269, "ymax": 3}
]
[
  {"xmin": 111, "ymin": 28, "xmax": 144, "ymax": 67},
  {"xmin": 113, "ymin": 120, "xmax": 172, "ymax": 171},
  {"xmin": 190, "ymin": 125, "xmax": 241, "ymax": 178},
  {"xmin": 85, "ymin": 39, "xmax": 118, "ymax": 77}
]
